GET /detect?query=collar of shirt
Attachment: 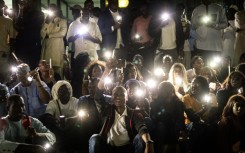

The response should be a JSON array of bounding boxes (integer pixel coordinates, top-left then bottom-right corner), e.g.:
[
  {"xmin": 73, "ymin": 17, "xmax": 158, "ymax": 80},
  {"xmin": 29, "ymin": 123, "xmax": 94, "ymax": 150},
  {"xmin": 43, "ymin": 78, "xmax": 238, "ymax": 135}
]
[{"xmin": 115, "ymin": 106, "xmax": 128, "ymax": 118}]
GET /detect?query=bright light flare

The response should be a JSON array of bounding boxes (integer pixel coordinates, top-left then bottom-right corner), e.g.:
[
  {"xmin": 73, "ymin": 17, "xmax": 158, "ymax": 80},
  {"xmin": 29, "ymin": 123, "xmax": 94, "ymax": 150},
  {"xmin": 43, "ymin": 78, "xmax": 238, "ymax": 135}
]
[
  {"xmin": 147, "ymin": 79, "xmax": 157, "ymax": 89},
  {"xmin": 202, "ymin": 15, "xmax": 210, "ymax": 24},
  {"xmin": 78, "ymin": 110, "xmax": 86, "ymax": 118},
  {"xmin": 44, "ymin": 143, "xmax": 51, "ymax": 149},
  {"xmin": 104, "ymin": 77, "xmax": 112, "ymax": 85},
  {"xmin": 135, "ymin": 89, "xmax": 144, "ymax": 97},
  {"xmin": 77, "ymin": 26, "xmax": 88, "ymax": 35},
  {"xmin": 175, "ymin": 77, "xmax": 183, "ymax": 86},
  {"xmin": 104, "ymin": 51, "xmax": 112, "ymax": 59},
  {"xmin": 6, "ymin": 8, "xmax": 13, "ymax": 14},
  {"xmin": 11, "ymin": 66, "xmax": 17, "ymax": 72},
  {"xmin": 27, "ymin": 76, "xmax": 33, "ymax": 82},
  {"xmin": 135, "ymin": 34, "xmax": 140, "ymax": 40},
  {"xmin": 161, "ymin": 13, "xmax": 170, "ymax": 21},
  {"xmin": 203, "ymin": 94, "xmax": 211, "ymax": 103},
  {"xmin": 43, "ymin": 10, "xmax": 54, "ymax": 16},
  {"xmin": 116, "ymin": 15, "xmax": 122, "ymax": 21},
  {"xmin": 238, "ymin": 88, "xmax": 243, "ymax": 94},
  {"xmin": 154, "ymin": 68, "xmax": 164, "ymax": 76},
  {"xmin": 209, "ymin": 56, "xmax": 221, "ymax": 68}
]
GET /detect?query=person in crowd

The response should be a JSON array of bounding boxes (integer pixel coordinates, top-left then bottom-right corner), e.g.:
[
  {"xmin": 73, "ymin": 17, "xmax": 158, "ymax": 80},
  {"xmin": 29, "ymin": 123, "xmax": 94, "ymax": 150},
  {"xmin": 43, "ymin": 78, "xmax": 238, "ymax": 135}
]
[
  {"xmin": 217, "ymin": 56, "xmax": 234, "ymax": 83},
  {"xmin": 239, "ymin": 53, "xmax": 245, "ymax": 64},
  {"xmin": 183, "ymin": 76, "xmax": 218, "ymax": 153},
  {"xmin": 149, "ymin": 1, "xmax": 184, "ymax": 67},
  {"xmin": 78, "ymin": 77, "xmax": 111, "ymax": 150},
  {"xmin": 150, "ymin": 81, "xmax": 186, "ymax": 153},
  {"xmin": 89, "ymin": 59, "xmax": 154, "ymax": 153},
  {"xmin": 14, "ymin": 0, "xmax": 44, "ymax": 70},
  {"xmin": 159, "ymin": 55, "xmax": 174, "ymax": 81},
  {"xmin": 168, "ymin": 63, "xmax": 189, "ymax": 99},
  {"xmin": 83, "ymin": 0, "xmax": 98, "ymax": 23},
  {"xmin": 217, "ymin": 94, "xmax": 245, "ymax": 153},
  {"xmin": 123, "ymin": 62, "xmax": 143, "ymax": 84},
  {"xmin": 200, "ymin": 66, "xmax": 221, "ymax": 94},
  {"xmin": 41, "ymin": 4, "xmax": 67, "ymax": 78},
  {"xmin": 82, "ymin": 61, "xmax": 105, "ymax": 95},
  {"xmin": 233, "ymin": 0, "xmax": 245, "ymax": 67},
  {"xmin": 43, "ymin": 80, "xmax": 79, "ymax": 152},
  {"xmin": 67, "ymin": 8, "xmax": 102, "ymax": 98},
  {"xmin": 0, "ymin": 83, "xmax": 9, "ymax": 117},
  {"xmin": 38, "ymin": 60, "xmax": 61, "ymax": 90},
  {"xmin": 0, "ymin": 95, "xmax": 55, "ymax": 153},
  {"xmin": 131, "ymin": 2, "xmax": 154, "ymax": 70},
  {"xmin": 10, "ymin": 63, "xmax": 50, "ymax": 118},
  {"xmin": 70, "ymin": 4, "xmax": 82, "ymax": 21},
  {"xmin": 191, "ymin": 0, "xmax": 227, "ymax": 64},
  {"xmin": 223, "ymin": 5, "xmax": 238, "ymax": 61},
  {"xmin": 125, "ymin": 79, "xmax": 150, "ymax": 117},
  {"xmin": 132, "ymin": 54, "xmax": 152, "ymax": 81},
  {"xmin": 98, "ymin": 0, "xmax": 130, "ymax": 60},
  {"xmin": 186, "ymin": 56, "xmax": 205, "ymax": 83},
  {"xmin": 0, "ymin": 0, "xmax": 15, "ymax": 83},
  {"xmin": 216, "ymin": 71, "xmax": 245, "ymax": 118}
]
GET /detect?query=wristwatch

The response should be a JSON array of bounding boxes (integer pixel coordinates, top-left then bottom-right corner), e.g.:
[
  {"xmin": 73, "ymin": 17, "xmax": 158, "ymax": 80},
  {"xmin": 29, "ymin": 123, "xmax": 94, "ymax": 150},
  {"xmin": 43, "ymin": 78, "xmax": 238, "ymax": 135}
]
[{"xmin": 146, "ymin": 140, "xmax": 154, "ymax": 144}]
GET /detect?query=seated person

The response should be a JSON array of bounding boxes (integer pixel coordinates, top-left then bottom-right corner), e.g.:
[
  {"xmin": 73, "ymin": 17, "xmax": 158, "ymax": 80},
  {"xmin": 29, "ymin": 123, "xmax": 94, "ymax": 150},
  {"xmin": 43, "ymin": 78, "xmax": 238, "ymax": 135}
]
[
  {"xmin": 10, "ymin": 63, "xmax": 50, "ymax": 118},
  {"xmin": 0, "ymin": 94, "xmax": 56, "ymax": 153},
  {"xmin": 89, "ymin": 59, "xmax": 154, "ymax": 153}
]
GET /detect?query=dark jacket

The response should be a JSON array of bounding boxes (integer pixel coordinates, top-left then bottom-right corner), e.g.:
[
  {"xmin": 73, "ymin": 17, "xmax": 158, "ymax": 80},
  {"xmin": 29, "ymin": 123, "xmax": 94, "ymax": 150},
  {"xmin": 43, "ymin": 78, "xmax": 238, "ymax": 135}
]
[
  {"xmin": 98, "ymin": 8, "xmax": 130, "ymax": 51},
  {"xmin": 94, "ymin": 88, "xmax": 148, "ymax": 142}
]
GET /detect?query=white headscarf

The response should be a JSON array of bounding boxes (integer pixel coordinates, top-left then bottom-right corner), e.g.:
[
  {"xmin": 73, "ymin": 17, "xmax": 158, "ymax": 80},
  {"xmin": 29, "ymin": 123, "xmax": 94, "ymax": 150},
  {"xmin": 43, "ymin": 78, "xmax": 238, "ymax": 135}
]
[{"xmin": 51, "ymin": 80, "xmax": 73, "ymax": 100}]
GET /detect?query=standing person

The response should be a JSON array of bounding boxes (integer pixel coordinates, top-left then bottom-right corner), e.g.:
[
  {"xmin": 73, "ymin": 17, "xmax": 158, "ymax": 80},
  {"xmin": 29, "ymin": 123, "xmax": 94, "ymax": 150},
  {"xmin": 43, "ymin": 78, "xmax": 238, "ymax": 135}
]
[
  {"xmin": 89, "ymin": 59, "xmax": 154, "ymax": 153},
  {"xmin": 131, "ymin": 3, "xmax": 154, "ymax": 70},
  {"xmin": 70, "ymin": 4, "xmax": 82, "ymax": 21},
  {"xmin": 83, "ymin": 0, "xmax": 98, "ymax": 23},
  {"xmin": 14, "ymin": 0, "xmax": 44, "ymax": 70},
  {"xmin": 98, "ymin": 0, "xmax": 129, "ymax": 59},
  {"xmin": 10, "ymin": 63, "xmax": 50, "ymax": 118},
  {"xmin": 233, "ymin": 0, "xmax": 245, "ymax": 67},
  {"xmin": 41, "ymin": 4, "xmax": 67, "ymax": 78},
  {"xmin": 191, "ymin": 0, "xmax": 227, "ymax": 64},
  {"xmin": 67, "ymin": 8, "xmax": 102, "ymax": 98},
  {"xmin": 0, "ymin": 94, "xmax": 55, "ymax": 153},
  {"xmin": 0, "ymin": 0, "xmax": 15, "ymax": 83}
]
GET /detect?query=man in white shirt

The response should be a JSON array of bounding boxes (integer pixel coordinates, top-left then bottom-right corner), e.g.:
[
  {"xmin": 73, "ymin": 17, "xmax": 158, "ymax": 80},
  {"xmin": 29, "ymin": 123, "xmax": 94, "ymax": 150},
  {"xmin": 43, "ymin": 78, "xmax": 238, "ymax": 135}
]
[
  {"xmin": 191, "ymin": 0, "xmax": 227, "ymax": 64},
  {"xmin": 67, "ymin": 8, "xmax": 102, "ymax": 98}
]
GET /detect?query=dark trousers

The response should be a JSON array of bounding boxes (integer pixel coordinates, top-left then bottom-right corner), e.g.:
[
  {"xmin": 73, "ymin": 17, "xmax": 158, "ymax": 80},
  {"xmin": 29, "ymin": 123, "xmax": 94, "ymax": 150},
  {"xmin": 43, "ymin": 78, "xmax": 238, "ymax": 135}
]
[
  {"xmin": 71, "ymin": 53, "xmax": 90, "ymax": 98},
  {"xmin": 89, "ymin": 134, "xmax": 145, "ymax": 153}
]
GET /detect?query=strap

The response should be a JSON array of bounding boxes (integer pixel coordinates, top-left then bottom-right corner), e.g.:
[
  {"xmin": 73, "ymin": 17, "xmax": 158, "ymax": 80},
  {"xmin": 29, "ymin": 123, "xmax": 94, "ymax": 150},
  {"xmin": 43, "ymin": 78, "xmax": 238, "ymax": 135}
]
[{"xmin": 56, "ymin": 100, "xmax": 63, "ymax": 116}]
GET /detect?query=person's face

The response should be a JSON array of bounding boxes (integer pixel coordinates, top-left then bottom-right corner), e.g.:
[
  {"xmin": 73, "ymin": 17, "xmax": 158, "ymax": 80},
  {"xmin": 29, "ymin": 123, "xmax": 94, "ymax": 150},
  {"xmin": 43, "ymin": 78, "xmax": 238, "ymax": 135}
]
[
  {"xmin": 8, "ymin": 99, "xmax": 25, "ymax": 121},
  {"xmin": 17, "ymin": 73, "xmax": 30, "ymax": 86},
  {"xmin": 190, "ymin": 79, "xmax": 202, "ymax": 95},
  {"xmin": 140, "ymin": 5, "xmax": 149, "ymax": 17},
  {"xmin": 163, "ymin": 57, "xmax": 173, "ymax": 70},
  {"xmin": 126, "ymin": 84, "xmax": 138, "ymax": 98},
  {"xmin": 85, "ymin": 1, "xmax": 94, "ymax": 11},
  {"xmin": 39, "ymin": 61, "xmax": 49, "ymax": 72},
  {"xmin": 173, "ymin": 66, "xmax": 183, "ymax": 78},
  {"xmin": 127, "ymin": 66, "xmax": 137, "ymax": 79},
  {"xmin": 92, "ymin": 65, "xmax": 103, "ymax": 78},
  {"xmin": 81, "ymin": 11, "xmax": 90, "ymax": 23},
  {"xmin": 108, "ymin": 0, "xmax": 118, "ymax": 12},
  {"xmin": 230, "ymin": 74, "xmax": 243, "ymax": 89},
  {"xmin": 193, "ymin": 58, "xmax": 204, "ymax": 70},
  {"xmin": 232, "ymin": 100, "xmax": 245, "ymax": 117},
  {"xmin": 112, "ymin": 87, "xmax": 127, "ymax": 107},
  {"xmin": 58, "ymin": 85, "xmax": 70, "ymax": 104},
  {"xmin": 88, "ymin": 80, "xmax": 98, "ymax": 96}
]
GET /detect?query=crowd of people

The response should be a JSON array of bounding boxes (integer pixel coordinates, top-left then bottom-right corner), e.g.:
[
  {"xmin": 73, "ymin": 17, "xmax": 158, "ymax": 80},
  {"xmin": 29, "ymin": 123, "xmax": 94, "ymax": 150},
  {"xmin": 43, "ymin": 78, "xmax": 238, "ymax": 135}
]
[{"xmin": 0, "ymin": 0, "xmax": 245, "ymax": 153}]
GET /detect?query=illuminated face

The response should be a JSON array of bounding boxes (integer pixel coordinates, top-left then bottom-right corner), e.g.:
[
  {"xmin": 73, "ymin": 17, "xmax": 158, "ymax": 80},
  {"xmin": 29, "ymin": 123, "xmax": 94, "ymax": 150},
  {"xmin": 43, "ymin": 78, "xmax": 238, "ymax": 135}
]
[
  {"xmin": 8, "ymin": 98, "xmax": 25, "ymax": 121},
  {"xmin": 17, "ymin": 73, "xmax": 30, "ymax": 86},
  {"xmin": 58, "ymin": 85, "xmax": 70, "ymax": 104},
  {"xmin": 232, "ymin": 101, "xmax": 245, "ymax": 117},
  {"xmin": 112, "ymin": 87, "xmax": 127, "ymax": 107},
  {"xmin": 92, "ymin": 65, "xmax": 103, "ymax": 78},
  {"xmin": 39, "ymin": 61, "xmax": 49, "ymax": 72},
  {"xmin": 126, "ymin": 84, "xmax": 139, "ymax": 98},
  {"xmin": 230, "ymin": 74, "xmax": 243, "ymax": 89},
  {"xmin": 190, "ymin": 79, "xmax": 202, "ymax": 95},
  {"xmin": 173, "ymin": 66, "xmax": 183, "ymax": 78},
  {"xmin": 193, "ymin": 58, "xmax": 204, "ymax": 70}
]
